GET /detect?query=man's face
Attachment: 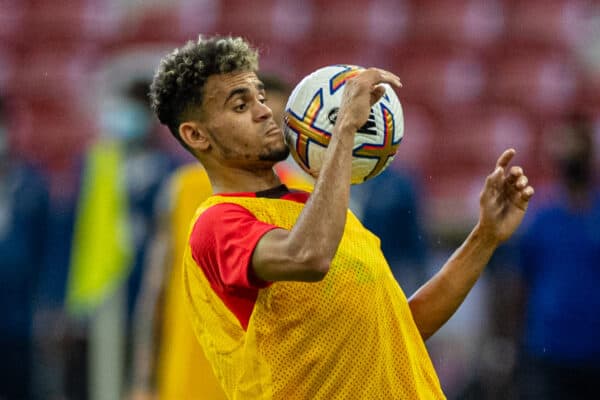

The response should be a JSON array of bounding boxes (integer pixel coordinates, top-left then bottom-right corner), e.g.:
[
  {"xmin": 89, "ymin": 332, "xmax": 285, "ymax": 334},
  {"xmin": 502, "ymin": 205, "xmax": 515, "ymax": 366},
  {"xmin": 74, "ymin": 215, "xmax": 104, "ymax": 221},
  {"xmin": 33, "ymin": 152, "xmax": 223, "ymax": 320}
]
[{"xmin": 198, "ymin": 71, "xmax": 289, "ymax": 166}]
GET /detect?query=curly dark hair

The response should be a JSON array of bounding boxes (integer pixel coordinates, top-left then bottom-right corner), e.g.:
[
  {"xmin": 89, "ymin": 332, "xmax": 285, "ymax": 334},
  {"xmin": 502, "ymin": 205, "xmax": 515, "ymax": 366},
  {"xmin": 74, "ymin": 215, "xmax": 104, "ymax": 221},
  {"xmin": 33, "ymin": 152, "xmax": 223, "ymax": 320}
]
[{"xmin": 149, "ymin": 35, "xmax": 259, "ymax": 151}]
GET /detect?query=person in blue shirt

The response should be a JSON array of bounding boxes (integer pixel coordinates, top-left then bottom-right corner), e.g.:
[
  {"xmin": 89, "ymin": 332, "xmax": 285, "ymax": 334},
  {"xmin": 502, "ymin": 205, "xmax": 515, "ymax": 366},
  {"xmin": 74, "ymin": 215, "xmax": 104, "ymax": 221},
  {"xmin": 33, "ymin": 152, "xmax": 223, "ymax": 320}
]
[
  {"xmin": 0, "ymin": 96, "xmax": 50, "ymax": 400},
  {"xmin": 514, "ymin": 113, "xmax": 600, "ymax": 399}
]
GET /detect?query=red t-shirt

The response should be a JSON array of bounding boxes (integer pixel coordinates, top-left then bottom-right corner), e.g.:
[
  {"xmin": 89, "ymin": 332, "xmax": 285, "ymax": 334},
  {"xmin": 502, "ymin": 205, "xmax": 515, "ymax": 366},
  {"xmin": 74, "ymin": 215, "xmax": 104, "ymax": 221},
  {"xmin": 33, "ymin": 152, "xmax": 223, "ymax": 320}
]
[{"xmin": 188, "ymin": 185, "xmax": 309, "ymax": 330}]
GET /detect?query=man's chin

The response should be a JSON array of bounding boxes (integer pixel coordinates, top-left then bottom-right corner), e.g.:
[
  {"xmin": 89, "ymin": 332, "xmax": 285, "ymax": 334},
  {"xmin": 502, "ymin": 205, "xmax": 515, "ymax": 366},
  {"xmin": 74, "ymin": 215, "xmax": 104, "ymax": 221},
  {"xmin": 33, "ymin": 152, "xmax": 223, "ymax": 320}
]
[{"xmin": 259, "ymin": 147, "xmax": 290, "ymax": 162}]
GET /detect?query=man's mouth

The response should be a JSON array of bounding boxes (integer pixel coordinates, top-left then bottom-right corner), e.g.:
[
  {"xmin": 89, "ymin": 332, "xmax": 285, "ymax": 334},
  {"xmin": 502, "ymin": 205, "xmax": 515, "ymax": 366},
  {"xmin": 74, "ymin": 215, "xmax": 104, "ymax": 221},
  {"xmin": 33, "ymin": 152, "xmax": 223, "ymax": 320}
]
[{"xmin": 265, "ymin": 126, "xmax": 282, "ymax": 137}]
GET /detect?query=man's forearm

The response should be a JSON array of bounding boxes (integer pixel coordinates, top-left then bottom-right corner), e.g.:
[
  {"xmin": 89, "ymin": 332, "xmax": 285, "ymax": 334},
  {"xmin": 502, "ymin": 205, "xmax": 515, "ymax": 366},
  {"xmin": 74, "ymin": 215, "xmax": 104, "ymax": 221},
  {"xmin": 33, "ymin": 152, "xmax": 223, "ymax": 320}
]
[
  {"xmin": 408, "ymin": 224, "xmax": 498, "ymax": 340},
  {"xmin": 288, "ymin": 124, "xmax": 355, "ymax": 264}
]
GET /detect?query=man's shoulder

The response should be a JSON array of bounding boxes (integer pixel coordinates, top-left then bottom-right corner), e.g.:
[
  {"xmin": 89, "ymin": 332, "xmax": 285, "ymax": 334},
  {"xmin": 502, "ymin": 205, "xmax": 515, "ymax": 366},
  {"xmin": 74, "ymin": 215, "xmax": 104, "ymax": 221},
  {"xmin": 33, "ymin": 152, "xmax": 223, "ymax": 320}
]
[{"xmin": 195, "ymin": 201, "xmax": 256, "ymax": 225}]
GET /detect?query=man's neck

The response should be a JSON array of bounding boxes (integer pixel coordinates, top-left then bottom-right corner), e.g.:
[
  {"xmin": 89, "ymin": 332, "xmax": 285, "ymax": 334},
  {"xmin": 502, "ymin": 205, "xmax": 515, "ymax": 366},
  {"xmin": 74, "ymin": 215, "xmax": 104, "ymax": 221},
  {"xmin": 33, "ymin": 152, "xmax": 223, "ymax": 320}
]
[{"xmin": 206, "ymin": 163, "xmax": 282, "ymax": 194}]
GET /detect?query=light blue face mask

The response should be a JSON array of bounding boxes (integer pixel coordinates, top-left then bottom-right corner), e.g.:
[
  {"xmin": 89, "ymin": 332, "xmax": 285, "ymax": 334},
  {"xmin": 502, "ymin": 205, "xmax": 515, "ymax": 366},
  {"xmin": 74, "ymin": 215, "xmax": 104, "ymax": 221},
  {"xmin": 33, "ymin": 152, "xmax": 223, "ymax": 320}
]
[{"xmin": 100, "ymin": 100, "xmax": 152, "ymax": 142}]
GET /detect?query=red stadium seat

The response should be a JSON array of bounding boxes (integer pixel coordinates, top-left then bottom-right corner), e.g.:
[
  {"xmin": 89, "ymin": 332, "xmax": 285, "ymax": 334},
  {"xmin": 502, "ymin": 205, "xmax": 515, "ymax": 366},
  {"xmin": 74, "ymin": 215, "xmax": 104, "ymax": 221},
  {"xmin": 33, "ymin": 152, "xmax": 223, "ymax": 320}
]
[
  {"xmin": 366, "ymin": 0, "xmax": 412, "ymax": 47},
  {"xmin": 310, "ymin": 0, "xmax": 374, "ymax": 42},
  {"xmin": 426, "ymin": 106, "xmax": 535, "ymax": 178},
  {"xmin": 290, "ymin": 40, "xmax": 391, "ymax": 80},
  {"xmin": 294, "ymin": 0, "xmax": 412, "ymax": 77},
  {"xmin": 18, "ymin": 0, "xmax": 117, "ymax": 45},
  {"xmin": 395, "ymin": 102, "xmax": 438, "ymax": 173},
  {"xmin": 393, "ymin": 49, "xmax": 487, "ymax": 114},
  {"xmin": 309, "ymin": 0, "xmax": 412, "ymax": 48},
  {"xmin": 215, "ymin": 0, "xmax": 280, "ymax": 44},
  {"xmin": 0, "ymin": 50, "xmax": 15, "ymax": 88},
  {"xmin": 121, "ymin": 1, "xmax": 222, "ymax": 45},
  {"xmin": 411, "ymin": 0, "xmax": 506, "ymax": 50},
  {"xmin": 120, "ymin": 8, "xmax": 190, "ymax": 44},
  {"xmin": 0, "ymin": 0, "xmax": 24, "ymax": 47},
  {"xmin": 487, "ymin": 47, "xmax": 580, "ymax": 117},
  {"xmin": 10, "ymin": 45, "xmax": 96, "ymax": 99},
  {"xmin": 421, "ymin": 106, "xmax": 537, "ymax": 228},
  {"xmin": 9, "ymin": 94, "xmax": 93, "ymax": 173},
  {"xmin": 505, "ymin": 0, "xmax": 592, "ymax": 51}
]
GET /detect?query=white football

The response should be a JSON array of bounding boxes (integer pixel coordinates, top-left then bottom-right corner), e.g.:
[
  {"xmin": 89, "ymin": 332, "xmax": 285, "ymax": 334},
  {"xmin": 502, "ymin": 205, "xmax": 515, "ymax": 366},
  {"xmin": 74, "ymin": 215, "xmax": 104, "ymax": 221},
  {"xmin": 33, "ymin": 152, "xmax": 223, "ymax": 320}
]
[{"xmin": 284, "ymin": 65, "xmax": 404, "ymax": 184}]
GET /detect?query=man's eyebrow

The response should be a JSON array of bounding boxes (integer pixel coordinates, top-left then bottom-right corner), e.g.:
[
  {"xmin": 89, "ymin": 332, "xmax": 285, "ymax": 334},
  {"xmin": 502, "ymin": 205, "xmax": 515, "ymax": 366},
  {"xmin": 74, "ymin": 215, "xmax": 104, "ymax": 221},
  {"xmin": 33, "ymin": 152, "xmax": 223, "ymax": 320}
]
[
  {"xmin": 224, "ymin": 87, "xmax": 250, "ymax": 105},
  {"xmin": 224, "ymin": 82, "xmax": 265, "ymax": 105}
]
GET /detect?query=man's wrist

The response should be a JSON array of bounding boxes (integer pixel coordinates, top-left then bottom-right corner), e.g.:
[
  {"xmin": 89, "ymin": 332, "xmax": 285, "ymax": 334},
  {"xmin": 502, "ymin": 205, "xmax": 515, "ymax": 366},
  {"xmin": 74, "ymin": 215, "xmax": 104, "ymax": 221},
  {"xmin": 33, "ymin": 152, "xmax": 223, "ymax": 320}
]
[
  {"xmin": 332, "ymin": 116, "xmax": 360, "ymax": 137},
  {"xmin": 471, "ymin": 222, "xmax": 501, "ymax": 250}
]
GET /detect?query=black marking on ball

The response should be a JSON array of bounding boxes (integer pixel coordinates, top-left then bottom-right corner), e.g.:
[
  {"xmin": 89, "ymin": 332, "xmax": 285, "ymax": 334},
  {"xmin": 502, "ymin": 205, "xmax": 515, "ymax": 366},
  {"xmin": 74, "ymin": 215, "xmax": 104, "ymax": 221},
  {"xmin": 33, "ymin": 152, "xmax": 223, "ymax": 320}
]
[{"xmin": 327, "ymin": 107, "xmax": 377, "ymax": 135}]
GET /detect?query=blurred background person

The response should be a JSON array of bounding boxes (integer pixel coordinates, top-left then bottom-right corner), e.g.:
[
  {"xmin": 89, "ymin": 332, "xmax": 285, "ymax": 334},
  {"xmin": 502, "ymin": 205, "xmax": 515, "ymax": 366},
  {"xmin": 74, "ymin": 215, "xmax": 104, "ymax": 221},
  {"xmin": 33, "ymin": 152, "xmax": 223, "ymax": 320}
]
[
  {"xmin": 509, "ymin": 113, "xmax": 600, "ymax": 399},
  {"xmin": 129, "ymin": 161, "xmax": 221, "ymax": 400},
  {"xmin": 0, "ymin": 95, "xmax": 50, "ymax": 399},
  {"xmin": 66, "ymin": 77, "xmax": 178, "ymax": 400},
  {"xmin": 102, "ymin": 79, "xmax": 178, "ymax": 319}
]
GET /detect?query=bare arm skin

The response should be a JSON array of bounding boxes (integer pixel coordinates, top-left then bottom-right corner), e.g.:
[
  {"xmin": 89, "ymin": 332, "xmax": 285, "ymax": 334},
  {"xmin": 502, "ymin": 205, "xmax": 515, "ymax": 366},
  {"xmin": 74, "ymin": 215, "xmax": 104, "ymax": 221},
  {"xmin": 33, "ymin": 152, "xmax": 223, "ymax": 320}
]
[
  {"xmin": 408, "ymin": 149, "xmax": 535, "ymax": 340},
  {"xmin": 252, "ymin": 69, "xmax": 402, "ymax": 282}
]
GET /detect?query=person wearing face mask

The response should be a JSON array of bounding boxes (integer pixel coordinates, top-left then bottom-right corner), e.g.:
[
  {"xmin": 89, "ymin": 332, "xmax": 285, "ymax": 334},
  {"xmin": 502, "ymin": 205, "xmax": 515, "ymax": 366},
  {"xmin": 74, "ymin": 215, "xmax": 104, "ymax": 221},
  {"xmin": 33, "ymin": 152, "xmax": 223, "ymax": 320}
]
[
  {"xmin": 65, "ymin": 79, "xmax": 178, "ymax": 399},
  {"xmin": 68, "ymin": 79, "xmax": 178, "ymax": 319},
  {"xmin": 510, "ymin": 113, "xmax": 600, "ymax": 399},
  {"xmin": 0, "ymin": 96, "xmax": 50, "ymax": 399}
]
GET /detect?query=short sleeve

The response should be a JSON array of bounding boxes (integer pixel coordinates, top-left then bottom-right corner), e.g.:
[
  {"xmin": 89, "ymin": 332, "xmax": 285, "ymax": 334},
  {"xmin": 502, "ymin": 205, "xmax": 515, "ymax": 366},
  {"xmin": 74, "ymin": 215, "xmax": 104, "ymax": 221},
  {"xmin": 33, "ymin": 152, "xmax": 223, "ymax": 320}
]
[{"xmin": 189, "ymin": 203, "xmax": 279, "ymax": 290}]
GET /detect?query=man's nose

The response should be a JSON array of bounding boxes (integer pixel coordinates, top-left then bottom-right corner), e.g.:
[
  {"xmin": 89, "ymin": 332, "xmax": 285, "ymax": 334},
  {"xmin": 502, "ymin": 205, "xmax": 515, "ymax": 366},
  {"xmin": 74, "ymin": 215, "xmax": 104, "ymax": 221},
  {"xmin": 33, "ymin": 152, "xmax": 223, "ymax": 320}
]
[{"xmin": 254, "ymin": 101, "xmax": 273, "ymax": 121}]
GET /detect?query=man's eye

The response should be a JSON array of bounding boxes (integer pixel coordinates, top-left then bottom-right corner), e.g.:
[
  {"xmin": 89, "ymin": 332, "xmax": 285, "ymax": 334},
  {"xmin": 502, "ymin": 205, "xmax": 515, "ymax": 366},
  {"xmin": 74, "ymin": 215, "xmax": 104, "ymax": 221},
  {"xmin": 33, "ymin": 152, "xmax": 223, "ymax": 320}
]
[
  {"xmin": 260, "ymin": 97, "xmax": 267, "ymax": 104},
  {"xmin": 235, "ymin": 103, "xmax": 247, "ymax": 111}
]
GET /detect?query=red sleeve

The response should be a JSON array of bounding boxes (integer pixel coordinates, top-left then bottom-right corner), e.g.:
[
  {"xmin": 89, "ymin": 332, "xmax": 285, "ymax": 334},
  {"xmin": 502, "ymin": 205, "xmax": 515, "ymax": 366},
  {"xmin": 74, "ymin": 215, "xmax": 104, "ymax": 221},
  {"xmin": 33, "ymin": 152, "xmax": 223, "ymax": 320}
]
[{"xmin": 189, "ymin": 203, "xmax": 279, "ymax": 291}]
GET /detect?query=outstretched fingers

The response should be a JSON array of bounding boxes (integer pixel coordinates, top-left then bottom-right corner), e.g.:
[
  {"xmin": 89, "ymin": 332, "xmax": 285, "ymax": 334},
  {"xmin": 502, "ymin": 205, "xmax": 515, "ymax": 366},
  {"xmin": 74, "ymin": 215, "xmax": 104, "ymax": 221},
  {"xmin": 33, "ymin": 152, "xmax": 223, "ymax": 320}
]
[
  {"xmin": 352, "ymin": 68, "xmax": 402, "ymax": 107},
  {"xmin": 371, "ymin": 68, "xmax": 402, "ymax": 88},
  {"xmin": 479, "ymin": 148, "xmax": 535, "ymax": 243},
  {"xmin": 357, "ymin": 68, "xmax": 402, "ymax": 89},
  {"xmin": 483, "ymin": 149, "xmax": 535, "ymax": 207}
]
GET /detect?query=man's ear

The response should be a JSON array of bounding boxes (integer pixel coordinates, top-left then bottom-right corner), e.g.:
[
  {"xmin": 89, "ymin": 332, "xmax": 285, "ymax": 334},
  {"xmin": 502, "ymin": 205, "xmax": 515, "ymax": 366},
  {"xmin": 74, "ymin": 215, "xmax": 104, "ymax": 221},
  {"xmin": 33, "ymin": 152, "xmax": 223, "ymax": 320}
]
[{"xmin": 179, "ymin": 121, "xmax": 210, "ymax": 152}]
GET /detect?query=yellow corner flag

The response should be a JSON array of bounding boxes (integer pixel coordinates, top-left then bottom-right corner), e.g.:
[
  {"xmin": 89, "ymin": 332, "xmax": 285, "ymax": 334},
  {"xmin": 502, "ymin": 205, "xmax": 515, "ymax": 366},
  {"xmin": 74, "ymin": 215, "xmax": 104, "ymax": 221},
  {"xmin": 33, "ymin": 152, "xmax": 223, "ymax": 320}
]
[{"xmin": 66, "ymin": 139, "xmax": 133, "ymax": 316}]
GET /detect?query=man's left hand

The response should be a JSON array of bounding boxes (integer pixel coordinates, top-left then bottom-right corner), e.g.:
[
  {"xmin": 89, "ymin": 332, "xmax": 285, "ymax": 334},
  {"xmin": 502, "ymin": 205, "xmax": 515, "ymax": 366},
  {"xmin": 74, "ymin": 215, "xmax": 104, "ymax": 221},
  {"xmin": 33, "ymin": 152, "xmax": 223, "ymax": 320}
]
[{"xmin": 477, "ymin": 148, "xmax": 535, "ymax": 245}]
